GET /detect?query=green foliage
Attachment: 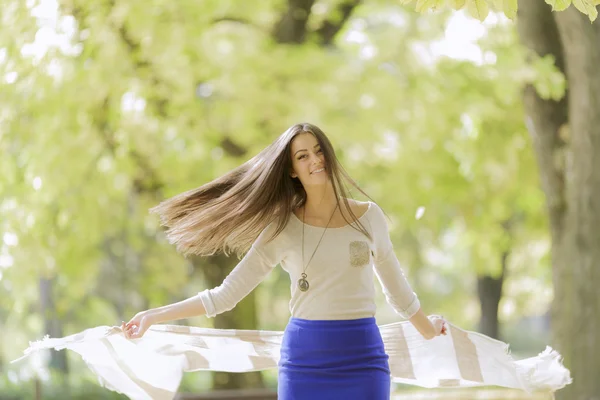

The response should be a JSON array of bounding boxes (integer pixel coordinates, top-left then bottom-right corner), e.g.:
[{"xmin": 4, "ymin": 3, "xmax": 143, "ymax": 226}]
[
  {"xmin": 0, "ymin": 0, "xmax": 572, "ymax": 392},
  {"xmin": 546, "ymin": 0, "xmax": 600, "ymax": 20},
  {"xmin": 401, "ymin": 0, "xmax": 599, "ymax": 20}
]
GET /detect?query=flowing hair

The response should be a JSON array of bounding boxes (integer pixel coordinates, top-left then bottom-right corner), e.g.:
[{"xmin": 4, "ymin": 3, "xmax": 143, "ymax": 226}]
[{"xmin": 151, "ymin": 123, "xmax": 375, "ymax": 258}]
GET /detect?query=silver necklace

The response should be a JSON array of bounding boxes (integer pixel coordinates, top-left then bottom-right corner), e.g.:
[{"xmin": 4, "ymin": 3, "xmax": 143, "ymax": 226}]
[{"xmin": 298, "ymin": 203, "xmax": 339, "ymax": 292}]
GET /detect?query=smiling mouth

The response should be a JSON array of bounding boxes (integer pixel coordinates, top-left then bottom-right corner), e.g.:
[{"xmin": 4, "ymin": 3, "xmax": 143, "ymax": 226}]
[{"xmin": 311, "ymin": 168, "xmax": 325, "ymax": 174}]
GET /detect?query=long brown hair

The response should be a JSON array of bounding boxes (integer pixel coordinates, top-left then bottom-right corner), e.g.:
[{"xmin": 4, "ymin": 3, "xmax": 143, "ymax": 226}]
[{"xmin": 151, "ymin": 123, "xmax": 374, "ymax": 257}]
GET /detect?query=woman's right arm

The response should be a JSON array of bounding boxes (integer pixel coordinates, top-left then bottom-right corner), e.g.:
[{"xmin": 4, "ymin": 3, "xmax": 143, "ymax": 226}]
[
  {"xmin": 122, "ymin": 295, "xmax": 208, "ymax": 339},
  {"xmin": 150, "ymin": 295, "xmax": 207, "ymax": 323},
  {"xmin": 196, "ymin": 243, "xmax": 279, "ymax": 318},
  {"xmin": 123, "ymin": 224, "xmax": 283, "ymax": 339}
]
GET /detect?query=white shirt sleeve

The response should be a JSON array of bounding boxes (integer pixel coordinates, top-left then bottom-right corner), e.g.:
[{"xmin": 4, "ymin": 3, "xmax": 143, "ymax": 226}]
[
  {"xmin": 370, "ymin": 203, "xmax": 421, "ymax": 319},
  {"xmin": 197, "ymin": 223, "xmax": 283, "ymax": 317}
]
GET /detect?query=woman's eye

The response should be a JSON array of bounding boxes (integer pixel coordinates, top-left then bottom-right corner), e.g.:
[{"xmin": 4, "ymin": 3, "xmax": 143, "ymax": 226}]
[{"xmin": 298, "ymin": 154, "xmax": 307, "ymax": 160}]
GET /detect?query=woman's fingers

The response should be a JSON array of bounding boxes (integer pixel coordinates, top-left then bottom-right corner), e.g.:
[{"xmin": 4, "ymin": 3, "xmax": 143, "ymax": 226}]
[
  {"xmin": 432, "ymin": 316, "xmax": 447, "ymax": 336},
  {"xmin": 130, "ymin": 325, "xmax": 145, "ymax": 338},
  {"xmin": 121, "ymin": 323, "xmax": 130, "ymax": 339},
  {"xmin": 121, "ymin": 313, "xmax": 152, "ymax": 339},
  {"xmin": 125, "ymin": 323, "xmax": 144, "ymax": 339},
  {"xmin": 121, "ymin": 319, "xmax": 140, "ymax": 339}
]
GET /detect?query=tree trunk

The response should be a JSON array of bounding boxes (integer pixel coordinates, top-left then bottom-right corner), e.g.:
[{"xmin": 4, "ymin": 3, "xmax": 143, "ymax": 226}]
[
  {"xmin": 477, "ymin": 252, "xmax": 507, "ymax": 340},
  {"xmin": 198, "ymin": 254, "xmax": 264, "ymax": 390},
  {"xmin": 39, "ymin": 277, "xmax": 68, "ymax": 374},
  {"xmin": 552, "ymin": 8, "xmax": 600, "ymax": 399},
  {"xmin": 517, "ymin": 3, "xmax": 600, "ymax": 399}
]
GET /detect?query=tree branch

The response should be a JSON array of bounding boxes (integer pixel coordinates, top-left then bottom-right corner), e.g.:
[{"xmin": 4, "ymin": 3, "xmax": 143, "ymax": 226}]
[
  {"xmin": 115, "ymin": 13, "xmax": 248, "ymax": 160},
  {"xmin": 314, "ymin": 0, "xmax": 362, "ymax": 46},
  {"xmin": 210, "ymin": 16, "xmax": 266, "ymax": 34},
  {"xmin": 221, "ymin": 137, "xmax": 248, "ymax": 157},
  {"xmin": 272, "ymin": 0, "xmax": 316, "ymax": 44}
]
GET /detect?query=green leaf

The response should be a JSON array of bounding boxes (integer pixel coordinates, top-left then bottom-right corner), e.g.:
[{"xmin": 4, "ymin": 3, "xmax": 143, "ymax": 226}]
[
  {"xmin": 467, "ymin": 0, "xmax": 490, "ymax": 21},
  {"xmin": 416, "ymin": 0, "xmax": 444, "ymax": 12},
  {"xmin": 488, "ymin": 0, "xmax": 504, "ymax": 11},
  {"xmin": 530, "ymin": 54, "xmax": 567, "ymax": 101},
  {"xmin": 503, "ymin": 0, "xmax": 518, "ymax": 19},
  {"xmin": 450, "ymin": 0, "xmax": 467, "ymax": 9},
  {"xmin": 544, "ymin": 0, "xmax": 572, "ymax": 11},
  {"xmin": 573, "ymin": 0, "xmax": 598, "ymax": 20}
]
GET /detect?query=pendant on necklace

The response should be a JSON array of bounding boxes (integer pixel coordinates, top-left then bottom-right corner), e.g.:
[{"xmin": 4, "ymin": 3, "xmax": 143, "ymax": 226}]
[{"xmin": 298, "ymin": 273, "xmax": 309, "ymax": 292}]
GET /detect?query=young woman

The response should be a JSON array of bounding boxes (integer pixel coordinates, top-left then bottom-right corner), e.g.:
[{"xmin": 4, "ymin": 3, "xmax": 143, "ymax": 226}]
[{"xmin": 121, "ymin": 122, "xmax": 447, "ymax": 399}]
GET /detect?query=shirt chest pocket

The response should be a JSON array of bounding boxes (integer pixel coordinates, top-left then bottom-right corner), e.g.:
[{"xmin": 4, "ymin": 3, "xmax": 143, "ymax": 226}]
[{"xmin": 349, "ymin": 240, "xmax": 373, "ymax": 268}]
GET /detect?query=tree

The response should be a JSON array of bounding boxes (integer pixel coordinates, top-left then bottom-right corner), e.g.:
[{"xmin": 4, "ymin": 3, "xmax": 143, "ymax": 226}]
[
  {"xmin": 2, "ymin": 0, "xmax": 597, "ymax": 397},
  {"xmin": 405, "ymin": 1, "xmax": 599, "ymax": 397},
  {"xmin": 515, "ymin": 2, "xmax": 600, "ymax": 399}
]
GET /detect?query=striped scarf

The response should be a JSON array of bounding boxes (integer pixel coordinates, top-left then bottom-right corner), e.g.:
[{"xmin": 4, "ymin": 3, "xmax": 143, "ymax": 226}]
[{"xmin": 12, "ymin": 321, "xmax": 571, "ymax": 400}]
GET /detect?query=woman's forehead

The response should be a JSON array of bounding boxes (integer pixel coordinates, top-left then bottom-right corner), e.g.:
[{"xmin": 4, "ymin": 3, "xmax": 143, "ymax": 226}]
[{"xmin": 291, "ymin": 132, "xmax": 318, "ymax": 151}]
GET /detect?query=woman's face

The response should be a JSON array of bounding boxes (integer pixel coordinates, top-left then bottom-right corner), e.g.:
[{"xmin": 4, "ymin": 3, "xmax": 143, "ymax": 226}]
[{"xmin": 289, "ymin": 132, "xmax": 328, "ymax": 187}]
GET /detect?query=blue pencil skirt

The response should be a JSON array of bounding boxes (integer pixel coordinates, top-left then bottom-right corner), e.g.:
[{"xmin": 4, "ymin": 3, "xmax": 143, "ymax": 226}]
[{"xmin": 278, "ymin": 317, "xmax": 391, "ymax": 400}]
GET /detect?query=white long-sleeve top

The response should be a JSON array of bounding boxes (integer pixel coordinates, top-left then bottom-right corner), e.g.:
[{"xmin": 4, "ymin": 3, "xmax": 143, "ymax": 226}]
[{"xmin": 198, "ymin": 202, "xmax": 420, "ymax": 320}]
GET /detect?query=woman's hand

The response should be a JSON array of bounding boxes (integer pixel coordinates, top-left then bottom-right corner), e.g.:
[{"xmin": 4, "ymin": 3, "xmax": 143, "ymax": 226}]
[
  {"xmin": 408, "ymin": 309, "xmax": 448, "ymax": 340},
  {"xmin": 120, "ymin": 295, "xmax": 207, "ymax": 339},
  {"xmin": 428, "ymin": 315, "xmax": 448, "ymax": 337},
  {"xmin": 121, "ymin": 310, "xmax": 155, "ymax": 340}
]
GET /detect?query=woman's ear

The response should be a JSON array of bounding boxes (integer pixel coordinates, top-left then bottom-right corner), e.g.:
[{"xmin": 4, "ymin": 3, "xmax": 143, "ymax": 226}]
[{"xmin": 290, "ymin": 170, "xmax": 297, "ymax": 178}]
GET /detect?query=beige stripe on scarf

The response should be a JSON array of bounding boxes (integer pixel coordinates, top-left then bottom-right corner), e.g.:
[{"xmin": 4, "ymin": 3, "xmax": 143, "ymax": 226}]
[
  {"xmin": 100, "ymin": 338, "xmax": 176, "ymax": 399},
  {"xmin": 449, "ymin": 325, "xmax": 484, "ymax": 383},
  {"xmin": 237, "ymin": 332, "xmax": 280, "ymax": 370},
  {"xmin": 381, "ymin": 323, "xmax": 416, "ymax": 379}
]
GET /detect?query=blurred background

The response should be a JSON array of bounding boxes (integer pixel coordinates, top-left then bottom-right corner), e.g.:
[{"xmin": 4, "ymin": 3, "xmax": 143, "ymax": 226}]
[{"xmin": 1, "ymin": 0, "xmax": 598, "ymax": 399}]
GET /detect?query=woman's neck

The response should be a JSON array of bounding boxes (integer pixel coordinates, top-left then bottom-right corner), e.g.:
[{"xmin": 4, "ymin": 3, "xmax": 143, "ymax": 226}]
[{"xmin": 303, "ymin": 183, "xmax": 339, "ymax": 218}]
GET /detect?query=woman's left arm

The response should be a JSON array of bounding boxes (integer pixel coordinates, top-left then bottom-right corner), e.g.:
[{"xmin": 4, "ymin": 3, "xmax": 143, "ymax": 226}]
[
  {"xmin": 370, "ymin": 203, "xmax": 446, "ymax": 339},
  {"xmin": 409, "ymin": 309, "xmax": 446, "ymax": 339}
]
